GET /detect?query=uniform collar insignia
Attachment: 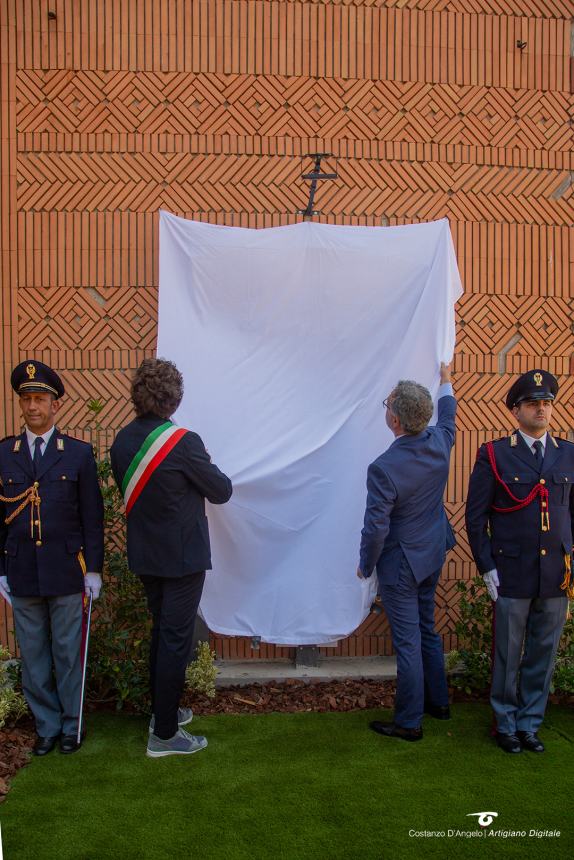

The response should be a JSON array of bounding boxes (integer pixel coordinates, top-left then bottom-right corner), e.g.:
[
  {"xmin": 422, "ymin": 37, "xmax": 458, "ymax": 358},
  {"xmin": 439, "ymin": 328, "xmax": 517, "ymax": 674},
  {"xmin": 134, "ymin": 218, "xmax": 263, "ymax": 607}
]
[
  {"xmin": 549, "ymin": 435, "xmax": 559, "ymax": 448},
  {"xmin": 57, "ymin": 437, "xmax": 64, "ymax": 451},
  {"xmin": 13, "ymin": 439, "xmax": 21, "ymax": 452},
  {"xmin": 509, "ymin": 433, "xmax": 518, "ymax": 447}
]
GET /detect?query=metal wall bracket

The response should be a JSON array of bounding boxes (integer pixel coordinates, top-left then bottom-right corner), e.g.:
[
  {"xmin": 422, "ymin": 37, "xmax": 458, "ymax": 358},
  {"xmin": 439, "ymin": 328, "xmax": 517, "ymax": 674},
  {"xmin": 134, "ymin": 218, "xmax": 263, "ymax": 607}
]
[{"xmin": 295, "ymin": 644, "xmax": 320, "ymax": 668}]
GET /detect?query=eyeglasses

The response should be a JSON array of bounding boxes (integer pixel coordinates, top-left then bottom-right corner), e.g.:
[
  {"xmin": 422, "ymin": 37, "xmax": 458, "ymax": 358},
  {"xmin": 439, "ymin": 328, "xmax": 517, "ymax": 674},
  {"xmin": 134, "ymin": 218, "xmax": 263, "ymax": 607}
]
[{"xmin": 382, "ymin": 397, "xmax": 392, "ymax": 410}]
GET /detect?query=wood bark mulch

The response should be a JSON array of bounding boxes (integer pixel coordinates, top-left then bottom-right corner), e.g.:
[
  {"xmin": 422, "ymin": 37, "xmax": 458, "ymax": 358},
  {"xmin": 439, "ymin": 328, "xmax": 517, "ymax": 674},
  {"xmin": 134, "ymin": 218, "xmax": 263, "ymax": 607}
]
[
  {"xmin": 0, "ymin": 717, "xmax": 35, "ymax": 801},
  {"xmin": 183, "ymin": 677, "xmax": 398, "ymax": 715}
]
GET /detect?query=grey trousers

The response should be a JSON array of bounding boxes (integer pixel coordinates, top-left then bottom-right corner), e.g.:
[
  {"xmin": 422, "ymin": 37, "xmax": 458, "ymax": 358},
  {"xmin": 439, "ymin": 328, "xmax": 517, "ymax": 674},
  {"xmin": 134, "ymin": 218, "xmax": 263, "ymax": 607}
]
[
  {"xmin": 12, "ymin": 593, "xmax": 84, "ymax": 737},
  {"xmin": 492, "ymin": 595, "xmax": 567, "ymax": 735}
]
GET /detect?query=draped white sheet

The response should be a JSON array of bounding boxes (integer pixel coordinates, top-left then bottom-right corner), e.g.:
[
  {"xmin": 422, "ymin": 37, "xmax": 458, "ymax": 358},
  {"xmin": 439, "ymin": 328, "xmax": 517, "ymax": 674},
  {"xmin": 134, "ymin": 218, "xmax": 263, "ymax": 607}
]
[{"xmin": 158, "ymin": 213, "xmax": 462, "ymax": 644}]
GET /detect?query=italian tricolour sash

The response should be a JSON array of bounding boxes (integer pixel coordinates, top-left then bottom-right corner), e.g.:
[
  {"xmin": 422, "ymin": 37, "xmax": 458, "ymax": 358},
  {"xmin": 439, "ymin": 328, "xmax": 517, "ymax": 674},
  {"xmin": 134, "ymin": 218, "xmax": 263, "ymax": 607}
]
[{"xmin": 122, "ymin": 422, "xmax": 187, "ymax": 515}]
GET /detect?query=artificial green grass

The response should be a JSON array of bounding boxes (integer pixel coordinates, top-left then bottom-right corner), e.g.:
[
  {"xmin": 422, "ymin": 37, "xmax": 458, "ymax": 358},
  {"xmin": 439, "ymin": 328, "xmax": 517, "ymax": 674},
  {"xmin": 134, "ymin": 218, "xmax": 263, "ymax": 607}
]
[{"xmin": 0, "ymin": 704, "xmax": 572, "ymax": 859}]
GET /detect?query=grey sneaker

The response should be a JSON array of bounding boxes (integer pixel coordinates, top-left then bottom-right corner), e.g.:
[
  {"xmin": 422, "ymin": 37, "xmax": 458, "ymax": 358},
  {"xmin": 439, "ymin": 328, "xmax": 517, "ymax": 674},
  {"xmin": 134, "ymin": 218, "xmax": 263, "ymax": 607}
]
[
  {"xmin": 146, "ymin": 727, "xmax": 207, "ymax": 759},
  {"xmin": 149, "ymin": 707, "xmax": 193, "ymax": 734}
]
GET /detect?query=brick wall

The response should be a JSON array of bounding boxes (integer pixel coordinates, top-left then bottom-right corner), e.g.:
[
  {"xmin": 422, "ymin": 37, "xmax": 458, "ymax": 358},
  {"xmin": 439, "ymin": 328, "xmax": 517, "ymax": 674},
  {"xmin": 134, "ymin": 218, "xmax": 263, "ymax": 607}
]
[{"xmin": 1, "ymin": 1, "xmax": 573, "ymax": 659}]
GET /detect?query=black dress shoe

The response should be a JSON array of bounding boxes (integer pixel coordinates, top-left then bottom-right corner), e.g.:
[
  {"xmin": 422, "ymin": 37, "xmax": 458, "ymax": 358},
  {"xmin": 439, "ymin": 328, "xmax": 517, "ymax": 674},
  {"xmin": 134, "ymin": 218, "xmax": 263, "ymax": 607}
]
[
  {"xmin": 495, "ymin": 732, "xmax": 522, "ymax": 754},
  {"xmin": 369, "ymin": 721, "xmax": 423, "ymax": 741},
  {"xmin": 517, "ymin": 731, "xmax": 544, "ymax": 753},
  {"xmin": 33, "ymin": 735, "xmax": 59, "ymax": 756},
  {"xmin": 60, "ymin": 733, "xmax": 84, "ymax": 754},
  {"xmin": 424, "ymin": 703, "xmax": 451, "ymax": 720}
]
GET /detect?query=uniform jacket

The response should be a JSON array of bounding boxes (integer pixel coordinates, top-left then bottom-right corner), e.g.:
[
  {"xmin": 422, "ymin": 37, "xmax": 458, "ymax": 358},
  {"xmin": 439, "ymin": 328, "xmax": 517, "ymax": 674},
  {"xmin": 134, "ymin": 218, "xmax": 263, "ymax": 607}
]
[
  {"xmin": 359, "ymin": 394, "xmax": 456, "ymax": 584},
  {"xmin": 465, "ymin": 432, "xmax": 574, "ymax": 599},
  {"xmin": 0, "ymin": 429, "xmax": 104, "ymax": 597},
  {"xmin": 110, "ymin": 415, "xmax": 232, "ymax": 578}
]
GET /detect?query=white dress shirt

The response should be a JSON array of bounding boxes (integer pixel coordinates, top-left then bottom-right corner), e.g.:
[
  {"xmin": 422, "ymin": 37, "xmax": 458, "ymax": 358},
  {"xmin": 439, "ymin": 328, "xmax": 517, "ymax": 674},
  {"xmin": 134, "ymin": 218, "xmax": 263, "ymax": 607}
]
[
  {"xmin": 25, "ymin": 425, "xmax": 56, "ymax": 459},
  {"xmin": 518, "ymin": 430, "xmax": 548, "ymax": 457}
]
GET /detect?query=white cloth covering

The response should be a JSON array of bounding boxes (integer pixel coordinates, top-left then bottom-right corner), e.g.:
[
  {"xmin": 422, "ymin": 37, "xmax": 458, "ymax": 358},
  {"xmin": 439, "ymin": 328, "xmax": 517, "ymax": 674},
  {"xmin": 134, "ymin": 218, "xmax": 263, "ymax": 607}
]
[{"xmin": 158, "ymin": 212, "xmax": 462, "ymax": 644}]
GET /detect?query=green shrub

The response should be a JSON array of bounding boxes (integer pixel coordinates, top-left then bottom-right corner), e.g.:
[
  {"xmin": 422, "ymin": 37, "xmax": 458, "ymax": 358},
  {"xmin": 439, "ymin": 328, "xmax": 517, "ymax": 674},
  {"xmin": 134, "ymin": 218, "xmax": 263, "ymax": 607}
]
[
  {"xmin": 447, "ymin": 576, "xmax": 493, "ymax": 693},
  {"xmin": 551, "ymin": 611, "xmax": 574, "ymax": 694},
  {"xmin": 0, "ymin": 645, "xmax": 27, "ymax": 729},
  {"xmin": 86, "ymin": 404, "xmax": 151, "ymax": 713},
  {"xmin": 186, "ymin": 642, "xmax": 218, "ymax": 699}
]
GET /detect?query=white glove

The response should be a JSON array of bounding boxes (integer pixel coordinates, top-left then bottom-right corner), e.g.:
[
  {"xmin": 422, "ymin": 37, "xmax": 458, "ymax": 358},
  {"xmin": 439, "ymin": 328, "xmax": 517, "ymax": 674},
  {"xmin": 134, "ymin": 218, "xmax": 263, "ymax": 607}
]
[
  {"xmin": 0, "ymin": 575, "xmax": 10, "ymax": 594},
  {"xmin": 483, "ymin": 569, "xmax": 499, "ymax": 602},
  {"xmin": 84, "ymin": 573, "xmax": 102, "ymax": 600}
]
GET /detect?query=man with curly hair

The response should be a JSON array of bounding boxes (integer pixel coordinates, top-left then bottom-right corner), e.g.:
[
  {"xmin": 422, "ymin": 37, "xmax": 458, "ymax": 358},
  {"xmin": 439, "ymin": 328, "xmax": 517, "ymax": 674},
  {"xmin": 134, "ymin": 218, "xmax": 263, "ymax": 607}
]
[
  {"xmin": 357, "ymin": 363, "xmax": 456, "ymax": 741},
  {"xmin": 110, "ymin": 358, "xmax": 232, "ymax": 758}
]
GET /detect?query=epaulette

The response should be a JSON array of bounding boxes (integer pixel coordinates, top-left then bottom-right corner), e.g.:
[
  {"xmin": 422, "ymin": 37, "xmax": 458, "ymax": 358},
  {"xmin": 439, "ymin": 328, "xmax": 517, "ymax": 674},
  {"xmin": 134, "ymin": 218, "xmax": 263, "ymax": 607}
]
[{"xmin": 550, "ymin": 435, "xmax": 574, "ymax": 448}]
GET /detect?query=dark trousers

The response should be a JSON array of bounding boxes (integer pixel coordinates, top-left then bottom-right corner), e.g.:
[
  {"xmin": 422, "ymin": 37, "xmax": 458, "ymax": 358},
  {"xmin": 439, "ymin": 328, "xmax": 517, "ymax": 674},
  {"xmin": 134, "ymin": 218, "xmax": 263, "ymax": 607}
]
[
  {"xmin": 379, "ymin": 559, "xmax": 448, "ymax": 728},
  {"xmin": 140, "ymin": 571, "xmax": 205, "ymax": 739}
]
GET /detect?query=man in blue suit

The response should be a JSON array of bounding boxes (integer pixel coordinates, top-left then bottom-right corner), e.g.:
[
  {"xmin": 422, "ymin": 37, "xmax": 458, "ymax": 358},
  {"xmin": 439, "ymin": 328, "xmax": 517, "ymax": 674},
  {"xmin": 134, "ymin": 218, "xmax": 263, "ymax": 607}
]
[
  {"xmin": 357, "ymin": 363, "xmax": 456, "ymax": 741},
  {"xmin": 466, "ymin": 369, "xmax": 572, "ymax": 754},
  {"xmin": 0, "ymin": 360, "xmax": 104, "ymax": 755}
]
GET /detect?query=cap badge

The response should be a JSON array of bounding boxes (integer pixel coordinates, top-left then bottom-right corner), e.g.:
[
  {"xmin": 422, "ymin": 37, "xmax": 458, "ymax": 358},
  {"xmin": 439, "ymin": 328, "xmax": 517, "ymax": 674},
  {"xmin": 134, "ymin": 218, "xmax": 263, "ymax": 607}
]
[
  {"xmin": 533, "ymin": 372, "xmax": 543, "ymax": 387},
  {"xmin": 26, "ymin": 363, "xmax": 36, "ymax": 379}
]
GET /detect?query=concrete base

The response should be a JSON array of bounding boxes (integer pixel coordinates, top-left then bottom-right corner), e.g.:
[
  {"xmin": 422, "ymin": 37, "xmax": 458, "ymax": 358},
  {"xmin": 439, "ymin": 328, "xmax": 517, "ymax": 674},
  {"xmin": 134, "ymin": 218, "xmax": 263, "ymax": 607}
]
[{"xmin": 215, "ymin": 656, "xmax": 397, "ymax": 687}]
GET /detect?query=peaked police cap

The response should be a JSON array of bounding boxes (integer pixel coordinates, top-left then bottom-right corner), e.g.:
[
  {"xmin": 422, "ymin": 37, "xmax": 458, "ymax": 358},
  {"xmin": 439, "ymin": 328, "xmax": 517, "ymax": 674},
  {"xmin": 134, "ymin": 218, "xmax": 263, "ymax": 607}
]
[
  {"xmin": 505, "ymin": 369, "xmax": 558, "ymax": 410},
  {"xmin": 11, "ymin": 360, "xmax": 65, "ymax": 399}
]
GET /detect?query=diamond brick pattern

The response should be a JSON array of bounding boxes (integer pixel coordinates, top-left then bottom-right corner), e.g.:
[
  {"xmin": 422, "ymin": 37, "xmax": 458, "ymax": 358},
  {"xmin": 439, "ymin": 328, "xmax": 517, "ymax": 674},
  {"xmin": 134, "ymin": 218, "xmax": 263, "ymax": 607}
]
[
  {"xmin": 17, "ymin": 72, "xmax": 574, "ymax": 152},
  {"xmin": 18, "ymin": 288, "xmax": 157, "ymax": 352}
]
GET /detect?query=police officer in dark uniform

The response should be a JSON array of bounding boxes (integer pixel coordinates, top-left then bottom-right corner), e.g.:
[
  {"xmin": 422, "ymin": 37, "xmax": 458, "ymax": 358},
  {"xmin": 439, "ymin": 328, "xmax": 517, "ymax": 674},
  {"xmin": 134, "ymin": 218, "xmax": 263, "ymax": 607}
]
[
  {"xmin": 0, "ymin": 361, "xmax": 104, "ymax": 755},
  {"xmin": 466, "ymin": 369, "xmax": 573, "ymax": 754}
]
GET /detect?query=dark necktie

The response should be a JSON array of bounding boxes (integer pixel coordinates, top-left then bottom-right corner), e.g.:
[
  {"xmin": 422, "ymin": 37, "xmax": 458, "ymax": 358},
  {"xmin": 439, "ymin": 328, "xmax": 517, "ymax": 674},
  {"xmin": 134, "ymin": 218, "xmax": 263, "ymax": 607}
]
[
  {"xmin": 533, "ymin": 439, "xmax": 543, "ymax": 468},
  {"xmin": 33, "ymin": 437, "xmax": 43, "ymax": 475}
]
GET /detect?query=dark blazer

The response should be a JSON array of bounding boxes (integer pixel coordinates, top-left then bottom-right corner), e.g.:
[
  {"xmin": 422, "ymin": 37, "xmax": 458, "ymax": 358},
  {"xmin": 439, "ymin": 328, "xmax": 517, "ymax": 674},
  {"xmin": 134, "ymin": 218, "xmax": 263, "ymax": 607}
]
[
  {"xmin": 465, "ymin": 432, "xmax": 574, "ymax": 599},
  {"xmin": 360, "ymin": 394, "xmax": 456, "ymax": 584},
  {"xmin": 110, "ymin": 415, "xmax": 232, "ymax": 578},
  {"xmin": 0, "ymin": 429, "xmax": 104, "ymax": 597}
]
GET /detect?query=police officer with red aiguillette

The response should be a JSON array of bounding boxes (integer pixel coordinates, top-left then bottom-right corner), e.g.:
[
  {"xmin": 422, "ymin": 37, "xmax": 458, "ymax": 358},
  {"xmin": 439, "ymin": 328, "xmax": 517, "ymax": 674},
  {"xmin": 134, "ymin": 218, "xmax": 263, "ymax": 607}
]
[
  {"xmin": 466, "ymin": 370, "xmax": 573, "ymax": 754},
  {"xmin": 0, "ymin": 361, "xmax": 104, "ymax": 755}
]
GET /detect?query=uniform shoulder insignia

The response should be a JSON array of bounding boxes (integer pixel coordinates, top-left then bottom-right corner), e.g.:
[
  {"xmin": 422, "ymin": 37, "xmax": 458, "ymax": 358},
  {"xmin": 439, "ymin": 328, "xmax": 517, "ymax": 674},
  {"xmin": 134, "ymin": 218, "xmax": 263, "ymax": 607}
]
[
  {"xmin": 552, "ymin": 435, "xmax": 574, "ymax": 448},
  {"xmin": 0, "ymin": 435, "xmax": 15, "ymax": 443}
]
